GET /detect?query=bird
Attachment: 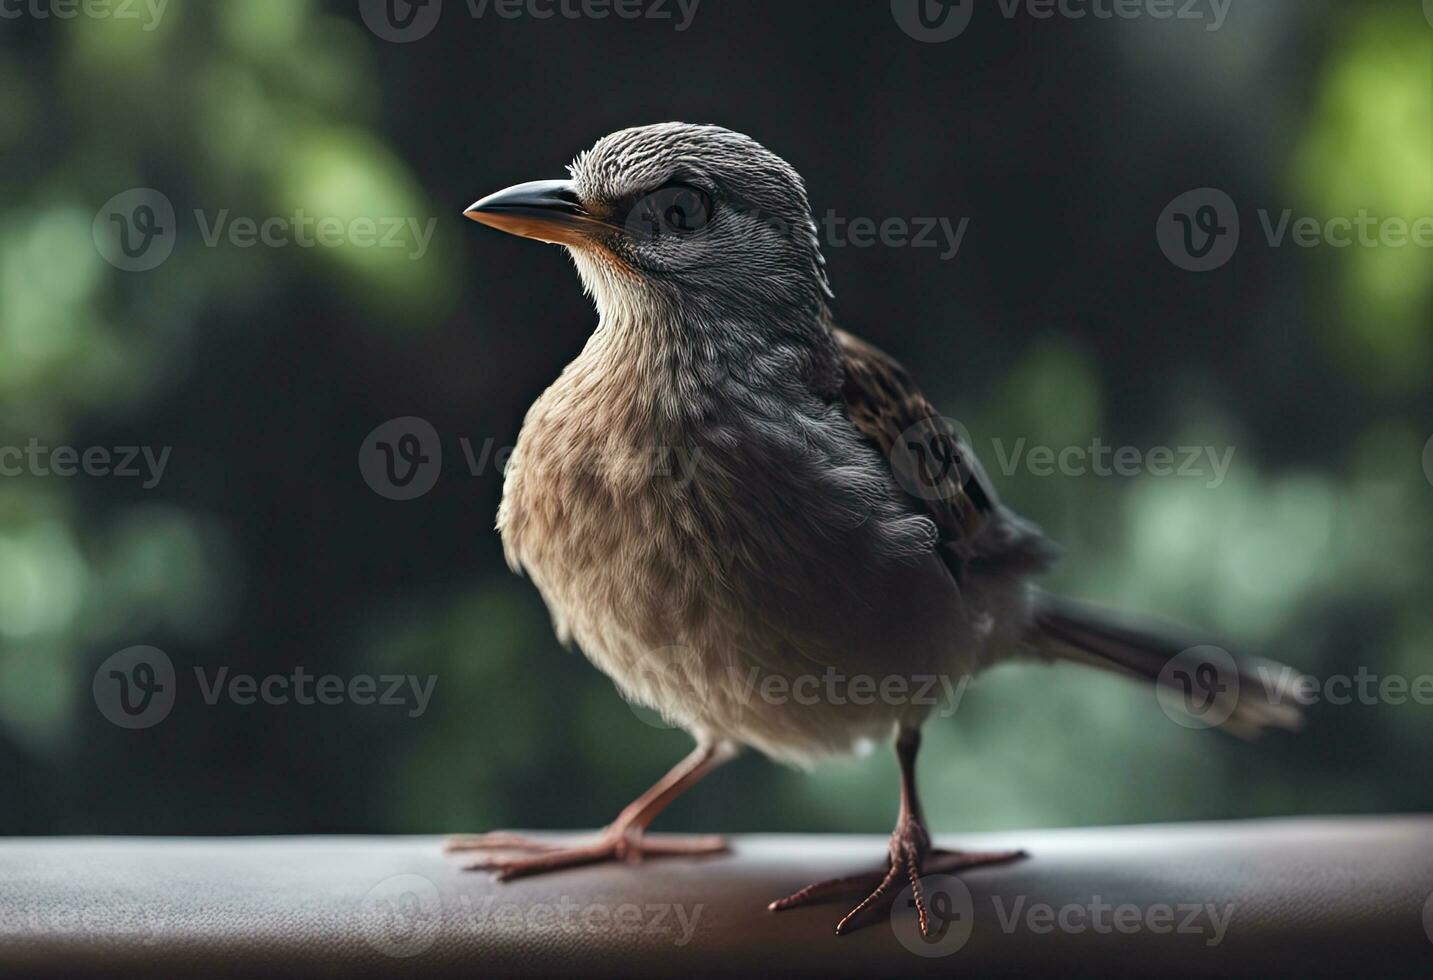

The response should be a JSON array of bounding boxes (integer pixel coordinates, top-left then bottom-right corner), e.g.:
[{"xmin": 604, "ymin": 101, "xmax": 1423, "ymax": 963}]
[{"xmin": 451, "ymin": 122, "xmax": 1305, "ymax": 936}]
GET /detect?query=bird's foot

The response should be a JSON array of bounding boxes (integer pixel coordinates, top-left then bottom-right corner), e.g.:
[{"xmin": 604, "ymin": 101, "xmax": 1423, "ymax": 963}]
[
  {"xmin": 768, "ymin": 819, "xmax": 1025, "ymax": 936},
  {"xmin": 445, "ymin": 828, "xmax": 728, "ymax": 880}
]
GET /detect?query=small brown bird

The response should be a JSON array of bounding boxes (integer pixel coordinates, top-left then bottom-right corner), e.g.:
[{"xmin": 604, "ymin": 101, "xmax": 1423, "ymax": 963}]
[{"xmin": 452, "ymin": 123, "xmax": 1304, "ymax": 935}]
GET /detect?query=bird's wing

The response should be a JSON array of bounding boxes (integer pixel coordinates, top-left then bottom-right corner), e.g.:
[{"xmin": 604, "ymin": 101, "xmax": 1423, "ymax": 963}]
[{"xmin": 833, "ymin": 328, "xmax": 998, "ymax": 567}]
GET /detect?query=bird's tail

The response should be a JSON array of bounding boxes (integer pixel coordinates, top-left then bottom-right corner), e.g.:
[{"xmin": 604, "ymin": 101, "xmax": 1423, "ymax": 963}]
[{"xmin": 1028, "ymin": 592, "xmax": 1310, "ymax": 738}]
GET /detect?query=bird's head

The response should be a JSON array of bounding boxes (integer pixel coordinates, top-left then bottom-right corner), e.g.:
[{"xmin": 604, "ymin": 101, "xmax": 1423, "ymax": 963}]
[{"xmin": 465, "ymin": 123, "xmax": 832, "ymax": 325}]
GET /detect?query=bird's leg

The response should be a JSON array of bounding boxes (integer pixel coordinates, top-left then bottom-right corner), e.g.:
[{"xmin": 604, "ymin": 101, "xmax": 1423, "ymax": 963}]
[
  {"xmin": 768, "ymin": 726, "xmax": 1026, "ymax": 936},
  {"xmin": 446, "ymin": 741, "xmax": 734, "ymax": 879}
]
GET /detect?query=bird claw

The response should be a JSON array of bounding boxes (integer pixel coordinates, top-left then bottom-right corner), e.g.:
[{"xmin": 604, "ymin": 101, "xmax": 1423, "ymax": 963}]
[
  {"xmin": 447, "ymin": 829, "xmax": 729, "ymax": 879},
  {"xmin": 769, "ymin": 820, "xmax": 1025, "ymax": 936},
  {"xmin": 443, "ymin": 832, "xmax": 562, "ymax": 853}
]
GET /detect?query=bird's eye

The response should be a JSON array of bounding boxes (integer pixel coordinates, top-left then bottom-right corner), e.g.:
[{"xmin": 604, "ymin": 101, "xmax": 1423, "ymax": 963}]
[{"xmin": 625, "ymin": 183, "xmax": 714, "ymax": 240}]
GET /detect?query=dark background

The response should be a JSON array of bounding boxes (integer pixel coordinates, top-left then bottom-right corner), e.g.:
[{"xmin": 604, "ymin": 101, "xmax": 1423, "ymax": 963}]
[{"xmin": 1, "ymin": 0, "xmax": 1430, "ymax": 839}]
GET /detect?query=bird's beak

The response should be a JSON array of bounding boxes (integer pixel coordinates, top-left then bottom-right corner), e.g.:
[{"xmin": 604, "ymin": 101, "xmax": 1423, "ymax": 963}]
[{"xmin": 463, "ymin": 179, "xmax": 606, "ymax": 247}]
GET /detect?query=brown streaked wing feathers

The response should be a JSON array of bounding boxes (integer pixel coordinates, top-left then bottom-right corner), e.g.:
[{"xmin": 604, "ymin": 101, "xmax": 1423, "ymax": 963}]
[{"xmin": 834, "ymin": 328, "xmax": 996, "ymax": 564}]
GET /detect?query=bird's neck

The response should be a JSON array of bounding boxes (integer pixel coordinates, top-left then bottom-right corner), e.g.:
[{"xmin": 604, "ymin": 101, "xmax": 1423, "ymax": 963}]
[{"xmin": 571, "ymin": 289, "xmax": 840, "ymax": 426}]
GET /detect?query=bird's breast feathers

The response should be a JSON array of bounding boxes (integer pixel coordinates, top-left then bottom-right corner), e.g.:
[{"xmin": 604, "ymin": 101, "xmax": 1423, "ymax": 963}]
[{"xmin": 493, "ymin": 339, "xmax": 1013, "ymax": 761}]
